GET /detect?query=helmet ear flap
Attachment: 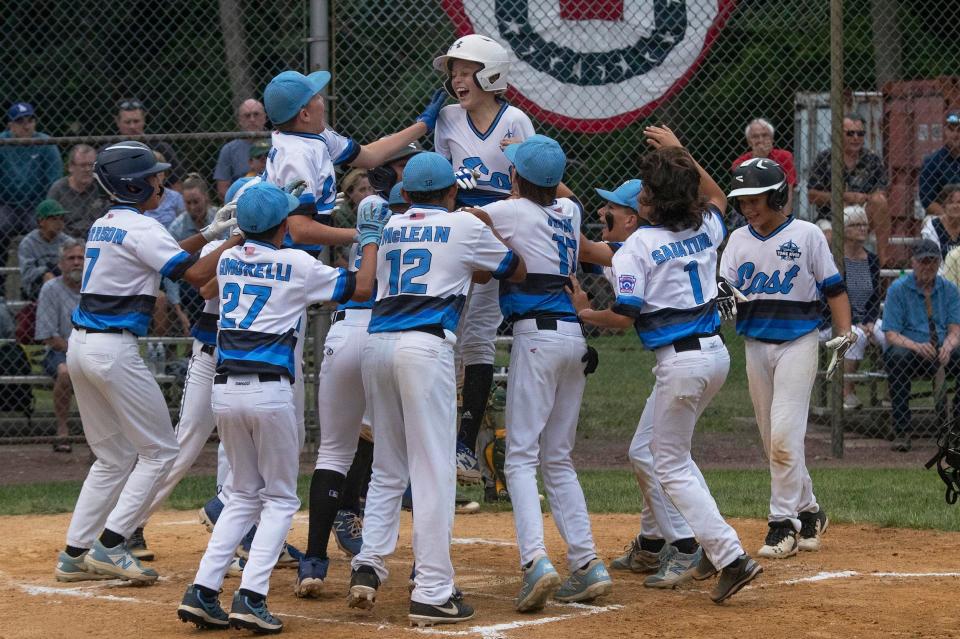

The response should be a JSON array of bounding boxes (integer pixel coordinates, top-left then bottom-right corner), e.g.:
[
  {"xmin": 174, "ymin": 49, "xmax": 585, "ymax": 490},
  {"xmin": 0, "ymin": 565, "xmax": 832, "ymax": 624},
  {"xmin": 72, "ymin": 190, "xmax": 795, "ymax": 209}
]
[
  {"xmin": 767, "ymin": 180, "xmax": 789, "ymax": 210},
  {"xmin": 443, "ymin": 76, "xmax": 457, "ymax": 100},
  {"xmin": 367, "ymin": 166, "xmax": 398, "ymax": 198}
]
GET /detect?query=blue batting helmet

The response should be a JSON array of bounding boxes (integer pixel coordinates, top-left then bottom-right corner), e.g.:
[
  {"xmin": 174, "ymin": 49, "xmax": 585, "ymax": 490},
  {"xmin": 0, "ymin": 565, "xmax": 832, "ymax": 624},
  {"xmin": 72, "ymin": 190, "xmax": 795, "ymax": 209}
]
[{"xmin": 94, "ymin": 141, "xmax": 170, "ymax": 204}]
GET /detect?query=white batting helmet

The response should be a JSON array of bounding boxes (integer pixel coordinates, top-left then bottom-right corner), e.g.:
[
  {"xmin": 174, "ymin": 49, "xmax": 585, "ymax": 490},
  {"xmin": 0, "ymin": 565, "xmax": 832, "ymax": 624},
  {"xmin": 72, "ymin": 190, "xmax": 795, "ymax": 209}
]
[{"xmin": 432, "ymin": 34, "xmax": 511, "ymax": 97}]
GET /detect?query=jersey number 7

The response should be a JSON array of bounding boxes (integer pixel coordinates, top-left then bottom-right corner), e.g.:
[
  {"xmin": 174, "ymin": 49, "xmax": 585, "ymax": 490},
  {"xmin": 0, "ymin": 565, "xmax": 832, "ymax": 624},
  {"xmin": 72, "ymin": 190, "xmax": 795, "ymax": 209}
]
[{"xmin": 221, "ymin": 283, "xmax": 273, "ymax": 329}]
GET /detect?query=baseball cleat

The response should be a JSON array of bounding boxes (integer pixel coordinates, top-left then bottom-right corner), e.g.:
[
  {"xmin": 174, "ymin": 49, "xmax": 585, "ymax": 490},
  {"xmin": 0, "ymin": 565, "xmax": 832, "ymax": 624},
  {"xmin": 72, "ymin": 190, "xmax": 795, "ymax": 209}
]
[
  {"xmin": 294, "ymin": 556, "xmax": 329, "ymax": 598},
  {"xmin": 515, "ymin": 555, "xmax": 562, "ymax": 613},
  {"xmin": 456, "ymin": 440, "xmax": 482, "ymax": 485},
  {"xmin": 644, "ymin": 546, "xmax": 701, "ymax": 589},
  {"xmin": 691, "ymin": 552, "xmax": 718, "ymax": 581},
  {"xmin": 332, "ymin": 509, "xmax": 363, "ymax": 556},
  {"xmin": 85, "ymin": 539, "xmax": 158, "ymax": 583},
  {"xmin": 798, "ymin": 509, "xmax": 829, "ymax": 552},
  {"xmin": 276, "ymin": 542, "xmax": 303, "ymax": 568},
  {"xmin": 610, "ymin": 535, "xmax": 663, "ymax": 573},
  {"xmin": 555, "ymin": 558, "xmax": 613, "ymax": 603},
  {"xmin": 409, "ymin": 596, "xmax": 475, "ymax": 627},
  {"xmin": 228, "ymin": 590, "xmax": 282, "ymax": 634},
  {"xmin": 236, "ymin": 525, "xmax": 256, "ymax": 560},
  {"xmin": 347, "ymin": 565, "xmax": 381, "ymax": 610},
  {"xmin": 758, "ymin": 521, "xmax": 798, "ymax": 559},
  {"xmin": 401, "ymin": 484, "xmax": 413, "ymax": 512},
  {"xmin": 177, "ymin": 584, "xmax": 229, "ymax": 630},
  {"xmin": 127, "ymin": 527, "xmax": 154, "ymax": 561},
  {"xmin": 455, "ymin": 494, "xmax": 481, "ymax": 515},
  {"xmin": 226, "ymin": 555, "xmax": 246, "ymax": 578},
  {"xmin": 199, "ymin": 496, "xmax": 224, "ymax": 533},
  {"xmin": 711, "ymin": 554, "xmax": 762, "ymax": 604},
  {"xmin": 54, "ymin": 550, "xmax": 112, "ymax": 583}
]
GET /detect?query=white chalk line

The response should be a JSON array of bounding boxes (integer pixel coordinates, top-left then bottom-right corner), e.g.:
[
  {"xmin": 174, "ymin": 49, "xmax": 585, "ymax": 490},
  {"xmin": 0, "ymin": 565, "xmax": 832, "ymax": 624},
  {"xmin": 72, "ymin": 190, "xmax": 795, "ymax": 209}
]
[{"xmin": 780, "ymin": 570, "xmax": 960, "ymax": 585}]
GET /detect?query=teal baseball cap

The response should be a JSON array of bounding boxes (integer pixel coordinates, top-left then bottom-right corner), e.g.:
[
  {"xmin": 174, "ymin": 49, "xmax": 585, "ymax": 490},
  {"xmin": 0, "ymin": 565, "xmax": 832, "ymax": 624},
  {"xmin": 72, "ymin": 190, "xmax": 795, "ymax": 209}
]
[
  {"xmin": 388, "ymin": 182, "xmax": 406, "ymax": 206},
  {"xmin": 263, "ymin": 70, "xmax": 331, "ymax": 124},
  {"xmin": 502, "ymin": 134, "xmax": 566, "ymax": 187},
  {"xmin": 595, "ymin": 179, "xmax": 643, "ymax": 211},
  {"xmin": 225, "ymin": 176, "xmax": 256, "ymax": 203},
  {"xmin": 402, "ymin": 152, "xmax": 456, "ymax": 192},
  {"xmin": 236, "ymin": 181, "xmax": 299, "ymax": 234}
]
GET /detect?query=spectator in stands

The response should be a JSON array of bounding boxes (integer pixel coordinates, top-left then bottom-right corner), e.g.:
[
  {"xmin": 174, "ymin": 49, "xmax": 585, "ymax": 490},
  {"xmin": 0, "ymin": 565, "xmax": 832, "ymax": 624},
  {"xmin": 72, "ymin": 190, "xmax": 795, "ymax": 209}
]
[
  {"xmin": 168, "ymin": 174, "xmax": 219, "ymax": 322},
  {"xmin": 920, "ymin": 112, "xmax": 960, "ymax": 217},
  {"xmin": 837, "ymin": 205, "xmax": 884, "ymax": 409},
  {"xmin": 18, "ymin": 199, "xmax": 70, "ymax": 301},
  {"xmin": 921, "ymin": 184, "xmax": 960, "ymax": 260},
  {"xmin": 46, "ymin": 144, "xmax": 108, "ymax": 238},
  {"xmin": 115, "ymin": 98, "xmax": 183, "ymax": 188},
  {"xmin": 35, "ymin": 238, "xmax": 83, "ymax": 453},
  {"xmin": 213, "ymin": 98, "xmax": 268, "ymax": 200},
  {"xmin": 808, "ymin": 113, "xmax": 891, "ymax": 265},
  {"xmin": 0, "ymin": 103, "xmax": 63, "ymax": 287},
  {"xmin": 143, "ymin": 151, "xmax": 185, "ymax": 228},
  {"xmin": 331, "ymin": 168, "xmax": 373, "ymax": 265},
  {"xmin": 246, "ymin": 139, "xmax": 270, "ymax": 178},
  {"xmin": 732, "ymin": 117, "xmax": 797, "ymax": 215},
  {"xmin": 883, "ymin": 239, "xmax": 960, "ymax": 452}
]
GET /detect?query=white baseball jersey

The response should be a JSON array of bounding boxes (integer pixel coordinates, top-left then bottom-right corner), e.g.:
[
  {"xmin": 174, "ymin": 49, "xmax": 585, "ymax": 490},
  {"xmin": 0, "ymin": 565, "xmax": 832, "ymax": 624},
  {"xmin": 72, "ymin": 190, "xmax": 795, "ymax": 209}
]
[
  {"xmin": 612, "ymin": 206, "xmax": 727, "ymax": 349},
  {"xmin": 338, "ymin": 193, "xmax": 385, "ymax": 313},
  {"xmin": 719, "ymin": 217, "xmax": 844, "ymax": 343},
  {"xmin": 484, "ymin": 197, "xmax": 582, "ymax": 322},
  {"xmin": 73, "ymin": 205, "xmax": 193, "ymax": 336},
  {"xmin": 190, "ymin": 239, "xmax": 224, "ymax": 346},
  {"xmin": 264, "ymin": 128, "xmax": 360, "ymax": 252},
  {"xmin": 216, "ymin": 240, "xmax": 354, "ymax": 380},
  {"xmin": 368, "ymin": 205, "xmax": 518, "ymax": 334},
  {"xmin": 435, "ymin": 101, "xmax": 535, "ymax": 206}
]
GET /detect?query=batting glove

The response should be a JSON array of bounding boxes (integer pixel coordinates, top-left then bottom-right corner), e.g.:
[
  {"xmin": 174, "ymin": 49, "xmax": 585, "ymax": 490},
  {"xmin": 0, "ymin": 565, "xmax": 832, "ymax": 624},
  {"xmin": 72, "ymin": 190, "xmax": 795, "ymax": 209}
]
[
  {"xmin": 201, "ymin": 203, "xmax": 238, "ymax": 241},
  {"xmin": 334, "ymin": 191, "xmax": 347, "ymax": 208},
  {"xmin": 582, "ymin": 345, "xmax": 599, "ymax": 376},
  {"xmin": 455, "ymin": 168, "xmax": 481, "ymax": 190},
  {"xmin": 357, "ymin": 200, "xmax": 391, "ymax": 247},
  {"xmin": 283, "ymin": 178, "xmax": 307, "ymax": 198},
  {"xmin": 716, "ymin": 280, "xmax": 738, "ymax": 322},
  {"xmin": 824, "ymin": 331, "xmax": 858, "ymax": 381},
  {"xmin": 416, "ymin": 89, "xmax": 447, "ymax": 133}
]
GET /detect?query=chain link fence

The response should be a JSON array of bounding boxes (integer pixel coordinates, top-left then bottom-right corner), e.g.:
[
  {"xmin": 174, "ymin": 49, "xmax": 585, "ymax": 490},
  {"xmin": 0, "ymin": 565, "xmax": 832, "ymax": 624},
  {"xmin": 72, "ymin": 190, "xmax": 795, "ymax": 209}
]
[{"xmin": 0, "ymin": 0, "xmax": 959, "ymax": 455}]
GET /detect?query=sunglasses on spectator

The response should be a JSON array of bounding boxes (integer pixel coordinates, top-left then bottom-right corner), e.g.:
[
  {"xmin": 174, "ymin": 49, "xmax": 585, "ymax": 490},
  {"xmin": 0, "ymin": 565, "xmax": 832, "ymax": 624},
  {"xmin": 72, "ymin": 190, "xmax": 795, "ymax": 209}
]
[
  {"xmin": 844, "ymin": 130, "xmax": 866, "ymax": 138},
  {"xmin": 118, "ymin": 99, "xmax": 144, "ymax": 111}
]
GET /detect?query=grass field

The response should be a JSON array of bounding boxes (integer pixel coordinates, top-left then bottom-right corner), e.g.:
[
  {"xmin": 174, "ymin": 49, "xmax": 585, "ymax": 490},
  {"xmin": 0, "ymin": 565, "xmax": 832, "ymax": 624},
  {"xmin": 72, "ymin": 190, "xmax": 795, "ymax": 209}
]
[{"xmin": 3, "ymin": 466, "xmax": 954, "ymax": 531}]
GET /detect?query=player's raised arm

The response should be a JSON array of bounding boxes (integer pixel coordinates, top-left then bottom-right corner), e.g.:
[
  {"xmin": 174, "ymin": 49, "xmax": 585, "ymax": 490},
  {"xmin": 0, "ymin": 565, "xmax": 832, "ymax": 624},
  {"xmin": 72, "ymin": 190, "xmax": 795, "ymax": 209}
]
[
  {"xmin": 645, "ymin": 125, "xmax": 727, "ymax": 212},
  {"xmin": 349, "ymin": 90, "xmax": 447, "ymax": 168}
]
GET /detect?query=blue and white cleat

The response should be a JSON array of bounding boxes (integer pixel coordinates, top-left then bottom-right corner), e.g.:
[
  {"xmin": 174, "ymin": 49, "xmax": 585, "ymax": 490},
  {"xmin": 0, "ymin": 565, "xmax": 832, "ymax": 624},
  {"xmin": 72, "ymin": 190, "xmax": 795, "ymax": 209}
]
[
  {"xmin": 555, "ymin": 558, "xmax": 613, "ymax": 603},
  {"xmin": 226, "ymin": 555, "xmax": 246, "ymax": 578},
  {"xmin": 456, "ymin": 440, "xmax": 482, "ymax": 485},
  {"xmin": 276, "ymin": 542, "xmax": 302, "ymax": 568},
  {"xmin": 199, "ymin": 496, "xmax": 225, "ymax": 533},
  {"xmin": 332, "ymin": 509, "xmax": 363, "ymax": 556},
  {"xmin": 84, "ymin": 539, "xmax": 158, "ymax": 584},
  {"xmin": 228, "ymin": 590, "xmax": 283, "ymax": 634},
  {"xmin": 515, "ymin": 555, "xmax": 562, "ymax": 613},
  {"xmin": 644, "ymin": 546, "xmax": 701, "ymax": 589},
  {"xmin": 54, "ymin": 550, "xmax": 111, "ymax": 583},
  {"xmin": 294, "ymin": 556, "xmax": 329, "ymax": 598},
  {"xmin": 177, "ymin": 584, "xmax": 229, "ymax": 629}
]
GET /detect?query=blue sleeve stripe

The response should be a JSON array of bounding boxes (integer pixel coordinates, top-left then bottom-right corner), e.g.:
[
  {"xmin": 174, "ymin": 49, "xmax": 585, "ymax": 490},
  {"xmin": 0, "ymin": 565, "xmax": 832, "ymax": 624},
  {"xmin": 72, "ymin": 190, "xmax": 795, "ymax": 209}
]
[
  {"xmin": 493, "ymin": 250, "xmax": 516, "ymax": 279},
  {"xmin": 160, "ymin": 251, "xmax": 191, "ymax": 278},
  {"xmin": 334, "ymin": 139, "xmax": 360, "ymax": 166},
  {"xmin": 614, "ymin": 295, "xmax": 644, "ymax": 308},
  {"xmin": 299, "ymin": 192, "xmax": 316, "ymax": 205},
  {"xmin": 820, "ymin": 273, "xmax": 843, "ymax": 287}
]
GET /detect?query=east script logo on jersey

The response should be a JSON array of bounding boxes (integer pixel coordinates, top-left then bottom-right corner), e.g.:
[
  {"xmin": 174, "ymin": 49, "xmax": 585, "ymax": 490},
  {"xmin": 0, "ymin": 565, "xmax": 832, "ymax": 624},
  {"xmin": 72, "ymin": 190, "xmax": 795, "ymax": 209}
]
[
  {"xmin": 735, "ymin": 262, "xmax": 800, "ymax": 295},
  {"xmin": 776, "ymin": 240, "xmax": 802, "ymax": 261}
]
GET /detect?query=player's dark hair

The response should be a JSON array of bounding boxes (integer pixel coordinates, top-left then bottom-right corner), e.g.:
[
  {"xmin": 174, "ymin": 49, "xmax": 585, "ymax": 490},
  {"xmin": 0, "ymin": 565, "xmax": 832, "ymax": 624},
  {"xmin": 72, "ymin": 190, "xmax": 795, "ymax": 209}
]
[
  {"xmin": 244, "ymin": 222, "xmax": 285, "ymax": 243},
  {"xmin": 937, "ymin": 183, "xmax": 960, "ymax": 206},
  {"xmin": 638, "ymin": 148, "xmax": 706, "ymax": 232},
  {"xmin": 516, "ymin": 174, "xmax": 557, "ymax": 206},
  {"xmin": 406, "ymin": 185, "xmax": 453, "ymax": 205}
]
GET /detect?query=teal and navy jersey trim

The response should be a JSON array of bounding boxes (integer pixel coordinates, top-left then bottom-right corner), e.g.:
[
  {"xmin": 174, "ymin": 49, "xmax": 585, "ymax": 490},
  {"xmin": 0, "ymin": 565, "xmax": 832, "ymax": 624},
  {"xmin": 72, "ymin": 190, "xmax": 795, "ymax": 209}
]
[
  {"xmin": 455, "ymin": 188, "xmax": 509, "ymax": 208},
  {"xmin": 734, "ymin": 299, "xmax": 821, "ymax": 343},
  {"xmin": 190, "ymin": 312, "xmax": 219, "ymax": 346},
  {"xmin": 368, "ymin": 293, "xmax": 466, "ymax": 334},
  {"xmin": 334, "ymin": 139, "xmax": 361, "ymax": 166},
  {"xmin": 331, "ymin": 269, "xmax": 356, "ymax": 304},
  {"xmin": 338, "ymin": 297, "xmax": 374, "ymax": 311},
  {"xmin": 613, "ymin": 296, "xmax": 720, "ymax": 350},
  {"xmin": 216, "ymin": 327, "xmax": 298, "ymax": 381},
  {"xmin": 72, "ymin": 294, "xmax": 156, "ymax": 336},
  {"xmin": 160, "ymin": 250, "xmax": 195, "ymax": 281},
  {"xmin": 494, "ymin": 251, "xmax": 520, "ymax": 280},
  {"xmin": 466, "ymin": 100, "xmax": 508, "ymax": 140},
  {"xmin": 500, "ymin": 273, "xmax": 577, "ymax": 322},
  {"xmin": 819, "ymin": 273, "xmax": 846, "ymax": 297},
  {"xmin": 747, "ymin": 216, "xmax": 794, "ymax": 242}
]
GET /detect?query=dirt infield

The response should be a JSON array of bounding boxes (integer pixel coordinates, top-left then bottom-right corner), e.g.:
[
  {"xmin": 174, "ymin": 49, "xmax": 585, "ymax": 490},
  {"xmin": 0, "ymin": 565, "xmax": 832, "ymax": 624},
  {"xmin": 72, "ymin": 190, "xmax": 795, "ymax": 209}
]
[{"xmin": 3, "ymin": 511, "xmax": 959, "ymax": 639}]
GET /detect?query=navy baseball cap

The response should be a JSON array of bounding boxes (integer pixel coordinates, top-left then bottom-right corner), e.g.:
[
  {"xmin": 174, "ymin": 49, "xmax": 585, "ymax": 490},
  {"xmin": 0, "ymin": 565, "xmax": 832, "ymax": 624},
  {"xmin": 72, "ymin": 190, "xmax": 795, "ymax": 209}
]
[
  {"xmin": 263, "ymin": 70, "xmax": 331, "ymax": 125},
  {"xmin": 503, "ymin": 134, "xmax": 566, "ymax": 187},
  {"xmin": 225, "ymin": 176, "xmax": 256, "ymax": 203},
  {"xmin": 7, "ymin": 102, "xmax": 34, "ymax": 121},
  {"xmin": 913, "ymin": 239, "xmax": 942, "ymax": 260},
  {"xmin": 236, "ymin": 181, "xmax": 298, "ymax": 234},
  {"xmin": 388, "ymin": 182, "xmax": 406, "ymax": 206},
  {"xmin": 596, "ymin": 179, "xmax": 643, "ymax": 211},
  {"xmin": 402, "ymin": 152, "xmax": 455, "ymax": 192}
]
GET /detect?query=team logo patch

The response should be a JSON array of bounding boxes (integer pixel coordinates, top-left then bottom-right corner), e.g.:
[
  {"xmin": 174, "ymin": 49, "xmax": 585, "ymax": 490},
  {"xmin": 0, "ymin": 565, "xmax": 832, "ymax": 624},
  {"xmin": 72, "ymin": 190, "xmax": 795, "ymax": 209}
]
[
  {"xmin": 618, "ymin": 274, "xmax": 637, "ymax": 293},
  {"xmin": 441, "ymin": 0, "xmax": 735, "ymax": 132},
  {"xmin": 776, "ymin": 240, "xmax": 801, "ymax": 261},
  {"xmin": 244, "ymin": 246, "xmax": 256, "ymax": 256}
]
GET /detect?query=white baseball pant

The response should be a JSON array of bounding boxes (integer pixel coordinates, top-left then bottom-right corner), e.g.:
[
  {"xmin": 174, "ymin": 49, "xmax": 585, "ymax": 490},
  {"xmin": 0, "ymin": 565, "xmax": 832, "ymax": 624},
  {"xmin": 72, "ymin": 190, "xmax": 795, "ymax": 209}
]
[
  {"xmin": 354, "ymin": 331, "xmax": 457, "ymax": 606},
  {"xmin": 648, "ymin": 335, "xmax": 745, "ymax": 569},
  {"xmin": 64, "ymin": 329, "xmax": 178, "ymax": 548},
  {"xmin": 141, "ymin": 340, "xmax": 216, "ymax": 522},
  {"xmin": 194, "ymin": 375, "xmax": 300, "ymax": 596},
  {"xmin": 315, "ymin": 310, "xmax": 370, "ymax": 474},
  {"xmin": 504, "ymin": 319, "xmax": 597, "ymax": 571},
  {"xmin": 745, "ymin": 330, "xmax": 820, "ymax": 531},
  {"xmin": 458, "ymin": 278, "xmax": 501, "ymax": 367}
]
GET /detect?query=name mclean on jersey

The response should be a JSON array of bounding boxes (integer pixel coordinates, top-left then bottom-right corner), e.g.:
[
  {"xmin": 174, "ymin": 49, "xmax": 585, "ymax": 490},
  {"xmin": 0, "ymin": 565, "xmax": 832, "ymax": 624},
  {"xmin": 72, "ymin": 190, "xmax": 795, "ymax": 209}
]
[
  {"xmin": 380, "ymin": 225, "xmax": 451, "ymax": 245},
  {"xmin": 218, "ymin": 258, "xmax": 293, "ymax": 282},
  {"xmin": 650, "ymin": 231, "xmax": 712, "ymax": 265}
]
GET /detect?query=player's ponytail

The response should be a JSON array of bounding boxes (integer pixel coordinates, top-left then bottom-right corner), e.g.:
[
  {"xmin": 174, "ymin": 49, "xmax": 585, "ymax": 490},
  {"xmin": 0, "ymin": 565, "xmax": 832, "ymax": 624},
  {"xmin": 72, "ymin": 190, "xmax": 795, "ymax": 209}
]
[{"xmin": 638, "ymin": 148, "xmax": 707, "ymax": 232}]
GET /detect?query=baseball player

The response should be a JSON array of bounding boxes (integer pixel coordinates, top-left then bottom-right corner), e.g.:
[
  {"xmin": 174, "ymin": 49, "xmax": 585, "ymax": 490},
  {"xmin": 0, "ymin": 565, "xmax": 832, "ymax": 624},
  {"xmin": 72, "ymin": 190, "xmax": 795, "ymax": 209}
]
[
  {"xmin": 578, "ymin": 179, "xmax": 699, "ymax": 581},
  {"xmin": 432, "ymin": 35, "xmax": 535, "ymax": 480},
  {"xmin": 720, "ymin": 157, "xmax": 853, "ymax": 558},
  {"xmin": 347, "ymin": 152, "xmax": 525, "ymax": 627},
  {"xmin": 54, "ymin": 141, "xmax": 236, "ymax": 584},
  {"xmin": 177, "ymin": 181, "xmax": 387, "ymax": 633},
  {"xmin": 572, "ymin": 128, "xmax": 762, "ymax": 604},
  {"xmin": 479, "ymin": 135, "xmax": 612, "ymax": 612}
]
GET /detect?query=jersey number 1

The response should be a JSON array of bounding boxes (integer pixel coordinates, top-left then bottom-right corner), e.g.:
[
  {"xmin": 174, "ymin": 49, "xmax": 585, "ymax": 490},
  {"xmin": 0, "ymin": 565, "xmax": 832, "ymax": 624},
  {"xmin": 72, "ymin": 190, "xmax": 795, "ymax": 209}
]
[{"xmin": 684, "ymin": 261, "xmax": 704, "ymax": 304}]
